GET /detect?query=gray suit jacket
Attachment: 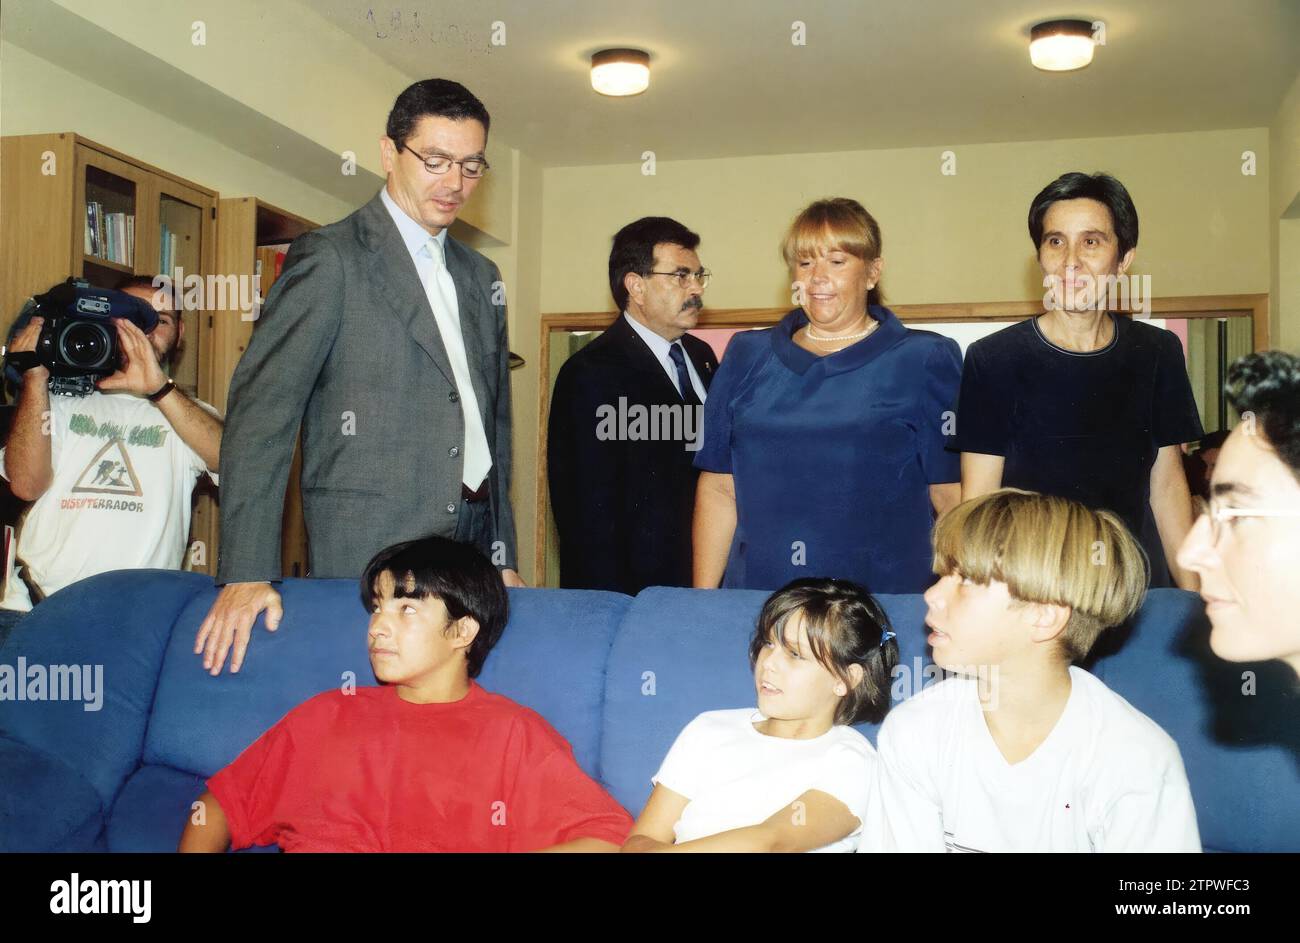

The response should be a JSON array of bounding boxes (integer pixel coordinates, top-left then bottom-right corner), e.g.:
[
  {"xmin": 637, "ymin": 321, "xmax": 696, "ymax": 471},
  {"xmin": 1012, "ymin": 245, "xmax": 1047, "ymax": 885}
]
[{"xmin": 215, "ymin": 191, "xmax": 516, "ymax": 582}]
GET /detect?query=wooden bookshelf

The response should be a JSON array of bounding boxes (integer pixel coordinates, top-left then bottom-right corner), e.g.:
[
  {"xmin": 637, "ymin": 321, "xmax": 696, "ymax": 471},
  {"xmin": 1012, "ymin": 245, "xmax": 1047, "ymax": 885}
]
[
  {"xmin": 1, "ymin": 132, "xmax": 219, "ymax": 573},
  {"xmin": 213, "ymin": 197, "xmax": 317, "ymax": 578},
  {"xmin": 82, "ymin": 255, "xmax": 134, "ymax": 274}
]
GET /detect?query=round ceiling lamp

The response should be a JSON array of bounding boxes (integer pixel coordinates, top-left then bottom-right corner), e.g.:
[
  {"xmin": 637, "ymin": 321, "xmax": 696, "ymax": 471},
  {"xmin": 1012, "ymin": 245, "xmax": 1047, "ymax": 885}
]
[
  {"xmin": 591, "ymin": 48, "xmax": 650, "ymax": 96},
  {"xmin": 1029, "ymin": 19, "xmax": 1096, "ymax": 72}
]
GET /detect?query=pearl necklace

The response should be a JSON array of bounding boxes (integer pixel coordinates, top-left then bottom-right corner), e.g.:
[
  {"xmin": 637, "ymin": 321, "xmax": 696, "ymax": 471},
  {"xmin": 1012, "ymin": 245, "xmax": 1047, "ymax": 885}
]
[{"xmin": 805, "ymin": 319, "xmax": 877, "ymax": 347}]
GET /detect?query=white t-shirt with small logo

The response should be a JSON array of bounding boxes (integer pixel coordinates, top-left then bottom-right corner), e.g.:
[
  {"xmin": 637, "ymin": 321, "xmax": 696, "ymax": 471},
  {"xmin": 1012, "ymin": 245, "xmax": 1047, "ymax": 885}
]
[
  {"xmin": 0, "ymin": 390, "xmax": 216, "ymax": 611},
  {"xmin": 652, "ymin": 708, "xmax": 876, "ymax": 853},
  {"xmin": 866, "ymin": 665, "xmax": 1201, "ymax": 852}
]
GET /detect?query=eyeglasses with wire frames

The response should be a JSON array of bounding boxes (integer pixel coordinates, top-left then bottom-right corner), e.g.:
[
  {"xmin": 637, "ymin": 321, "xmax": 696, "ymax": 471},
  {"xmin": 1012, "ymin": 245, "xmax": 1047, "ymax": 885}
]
[
  {"xmin": 643, "ymin": 269, "xmax": 711, "ymax": 290},
  {"xmin": 400, "ymin": 143, "xmax": 490, "ymax": 178},
  {"xmin": 1193, "ymin": 494, "xmax": 1300, "ymax": 544}
]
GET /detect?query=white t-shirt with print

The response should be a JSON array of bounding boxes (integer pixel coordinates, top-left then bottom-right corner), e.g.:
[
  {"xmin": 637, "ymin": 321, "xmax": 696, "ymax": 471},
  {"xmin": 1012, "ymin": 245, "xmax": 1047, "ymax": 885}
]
[
  {"xmin": 0, "ymin": 390, "xmax": 216, "ymax": 611},
  {"xmin": 866, "ymin": 665, "xmax": 1201, "ymax": 852},
  {"xmin": 652, "ymin": 708, "xmax": 876, "ymax": 853}
]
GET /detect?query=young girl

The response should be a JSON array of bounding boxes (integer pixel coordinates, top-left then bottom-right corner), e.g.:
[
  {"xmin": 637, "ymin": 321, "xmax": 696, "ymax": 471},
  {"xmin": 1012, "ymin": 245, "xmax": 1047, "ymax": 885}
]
[{"xmin": 622, "ymin": 577, "xmax": 897, "ymax": 852}]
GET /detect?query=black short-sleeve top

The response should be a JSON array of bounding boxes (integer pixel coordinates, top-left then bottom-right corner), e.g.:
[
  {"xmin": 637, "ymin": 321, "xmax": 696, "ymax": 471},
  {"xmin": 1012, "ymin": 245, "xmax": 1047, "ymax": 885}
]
[{"xmin": 951, "ymin": 313, "xmax": 1204, "ymax": 540}]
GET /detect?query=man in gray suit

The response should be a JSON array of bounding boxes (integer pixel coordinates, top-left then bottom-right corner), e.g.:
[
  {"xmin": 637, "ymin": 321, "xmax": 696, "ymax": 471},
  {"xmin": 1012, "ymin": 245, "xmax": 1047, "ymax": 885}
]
[{"xmin": 196, "ymin": 79, "xmax": 523, "ymax": 675}]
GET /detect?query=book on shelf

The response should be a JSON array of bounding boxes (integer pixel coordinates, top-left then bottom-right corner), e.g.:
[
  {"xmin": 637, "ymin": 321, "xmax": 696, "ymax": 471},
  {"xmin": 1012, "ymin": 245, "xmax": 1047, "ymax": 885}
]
[
  {"xmin": 159, "ymin": 225, "xmax": 179, "ymax": 275},
  {"xmin": 83, "ymin": 201, "xmax": 135, "ymax": 266}
]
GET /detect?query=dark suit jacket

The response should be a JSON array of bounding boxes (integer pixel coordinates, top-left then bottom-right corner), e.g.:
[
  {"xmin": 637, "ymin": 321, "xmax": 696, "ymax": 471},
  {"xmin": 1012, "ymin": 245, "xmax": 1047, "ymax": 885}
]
[
  {"xmin": 547, "ymin": 315, "xmax": 715, "ymax": 593},
  {"xmin": 216, "ymin": 191, "xmax": 516, "ymax": 582}
]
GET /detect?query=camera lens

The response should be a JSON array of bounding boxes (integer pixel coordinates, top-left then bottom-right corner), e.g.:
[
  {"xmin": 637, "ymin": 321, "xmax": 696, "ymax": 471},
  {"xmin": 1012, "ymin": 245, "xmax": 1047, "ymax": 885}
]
[{"xmin": 58, "ymin": 320, "xmax": 113, "ymax": 370}]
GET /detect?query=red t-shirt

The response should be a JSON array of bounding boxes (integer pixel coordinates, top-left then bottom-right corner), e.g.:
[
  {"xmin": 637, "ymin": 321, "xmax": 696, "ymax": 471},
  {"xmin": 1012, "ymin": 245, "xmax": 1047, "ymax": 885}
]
[{"xmin": 206, "ymin": 682, "xmax": 632, "ymax": 852}]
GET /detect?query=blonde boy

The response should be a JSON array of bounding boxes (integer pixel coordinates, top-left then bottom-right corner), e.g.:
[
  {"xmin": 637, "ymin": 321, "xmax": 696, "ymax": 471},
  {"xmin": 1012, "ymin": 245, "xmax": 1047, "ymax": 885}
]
[{"xmin": 869, "ymin": 489, "xmax": 1200, "ymax": 852}]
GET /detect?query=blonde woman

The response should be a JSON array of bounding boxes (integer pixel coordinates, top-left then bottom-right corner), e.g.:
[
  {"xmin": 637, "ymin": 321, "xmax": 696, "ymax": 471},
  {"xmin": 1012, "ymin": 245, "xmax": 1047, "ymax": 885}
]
[{"xmin": 693, "ymin": 197, "xmax": 962, "ymax": 593}]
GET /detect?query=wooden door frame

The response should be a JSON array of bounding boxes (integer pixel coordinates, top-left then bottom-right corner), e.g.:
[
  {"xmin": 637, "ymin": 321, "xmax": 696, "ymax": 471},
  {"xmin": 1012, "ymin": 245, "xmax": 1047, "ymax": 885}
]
[{"xmin": 532, "ymin": 293, "xmax": 1269, "ymax": 581}]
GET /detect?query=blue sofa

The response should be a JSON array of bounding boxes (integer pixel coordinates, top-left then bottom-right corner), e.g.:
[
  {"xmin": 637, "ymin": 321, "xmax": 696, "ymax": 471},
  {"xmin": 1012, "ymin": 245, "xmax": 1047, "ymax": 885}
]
[{"xmin": 1, "ymin": 570, "xmax": 1296, "ymax": 852}]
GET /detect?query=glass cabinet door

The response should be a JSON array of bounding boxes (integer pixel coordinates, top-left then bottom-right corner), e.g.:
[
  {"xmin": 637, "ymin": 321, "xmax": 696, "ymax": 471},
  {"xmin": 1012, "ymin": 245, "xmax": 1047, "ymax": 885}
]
[
  {"xmin": 155, "ymin": 189, "xmax": 206, "ymax": 398},
  {"xmin": 75, "ymin": 148, "xmax": 149, "ymax": 288}
]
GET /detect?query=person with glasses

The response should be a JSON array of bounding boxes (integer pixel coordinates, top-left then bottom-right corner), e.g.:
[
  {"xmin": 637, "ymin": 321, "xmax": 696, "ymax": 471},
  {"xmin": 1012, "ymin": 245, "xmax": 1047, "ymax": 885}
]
[
  {"xmin": 548, "ymin": 217, "xmax": 716, "ymax": 593},
  {"xmin": 196, "ymin": 79, "xmax": 523, "ymax": 677},
  {"xmin": 693, "ymin": 197, "xmax": 963, "ymax": 593},
  {"xmin": 1177, "ymin": 350, "xmax": 1300, "ymax": 676}
]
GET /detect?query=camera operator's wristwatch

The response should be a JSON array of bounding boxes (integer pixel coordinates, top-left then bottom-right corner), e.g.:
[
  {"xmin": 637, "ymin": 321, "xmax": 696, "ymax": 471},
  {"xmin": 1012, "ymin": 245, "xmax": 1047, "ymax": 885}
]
[
  {"xmin": 147, "ymin": 379, "xmax": 176, "ymax": 403},
  {"xmin": 4, "ymin": 350, "xmax": 41, "ymax": 373}
]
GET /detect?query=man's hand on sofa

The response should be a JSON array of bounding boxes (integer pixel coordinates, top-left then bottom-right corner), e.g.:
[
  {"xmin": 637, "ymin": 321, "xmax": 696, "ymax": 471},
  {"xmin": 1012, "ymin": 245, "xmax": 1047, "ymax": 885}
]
[{"xmin": 195, "ymin": 582, "xmax": 284, "ymax": 675}]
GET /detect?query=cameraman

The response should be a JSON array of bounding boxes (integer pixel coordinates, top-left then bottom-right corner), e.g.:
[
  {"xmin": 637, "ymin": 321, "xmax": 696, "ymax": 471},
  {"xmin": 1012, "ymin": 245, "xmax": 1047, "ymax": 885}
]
[{"xmin": 0, "ymin": 276, "xmax": 222, "ymax": 645}]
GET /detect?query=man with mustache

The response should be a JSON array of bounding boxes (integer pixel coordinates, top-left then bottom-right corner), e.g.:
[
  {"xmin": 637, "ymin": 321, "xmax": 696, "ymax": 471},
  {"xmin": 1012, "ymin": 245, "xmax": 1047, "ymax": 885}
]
[
  {"xmin": 547, "ymin": 217, "xmax": 715, "ymax": 593},
  {"xmin": 197, "ymin": 79, "xmax": 522, "ymax": 675}
]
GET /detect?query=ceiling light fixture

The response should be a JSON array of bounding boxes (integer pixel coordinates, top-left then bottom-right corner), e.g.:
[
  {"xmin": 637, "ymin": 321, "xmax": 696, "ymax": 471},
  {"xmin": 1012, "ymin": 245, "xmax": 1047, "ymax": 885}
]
[
  {"xmin": 591, "ymin": 48, "xmax": 650, "ymax": 96},
  {"xmin": 1029, "ymin": 19, "xmax": 1096, "ymax": 72}
]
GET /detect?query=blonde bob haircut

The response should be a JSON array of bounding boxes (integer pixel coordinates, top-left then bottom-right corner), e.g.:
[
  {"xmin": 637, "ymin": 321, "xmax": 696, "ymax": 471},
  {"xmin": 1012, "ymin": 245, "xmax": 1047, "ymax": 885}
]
[
  {"xmin": 932, "ymin": 489, "xmax": 1149, "ymax": 663},
  {"xmin": 780, "ymin": 197, "xmax": 884, "ymax": 307}
]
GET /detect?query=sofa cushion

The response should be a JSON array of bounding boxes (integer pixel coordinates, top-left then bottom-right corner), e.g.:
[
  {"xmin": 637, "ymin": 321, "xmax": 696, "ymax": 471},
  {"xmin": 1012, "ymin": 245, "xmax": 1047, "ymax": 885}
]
[
  {"xmin": 0, "ymin": 569, "xmax": 209, "ymax": 810},
  {"xmin": 0, "ymin": 735, "xmax": 103, "ymax": 851},
  {"xmin": 600, "ymin": 587, "xmax": 933, "ymax": 816},
  {"xmin": 477, "ymin": 588, "xmax": 629, "ymax": 776},
  {"xmin": 1091, "ymin": 589, "xmax": 1300, "ymax": 853},
  {"xmin": 145, "ymin": 581, "xmax": 629, "ymax": 784},
  {"xmin": 107, "ymin": 764, "xmax": 275, "ymax": 853},
  {"xmin": 144, "ymin": 578, "xmax": 367, "ymax": 777}
]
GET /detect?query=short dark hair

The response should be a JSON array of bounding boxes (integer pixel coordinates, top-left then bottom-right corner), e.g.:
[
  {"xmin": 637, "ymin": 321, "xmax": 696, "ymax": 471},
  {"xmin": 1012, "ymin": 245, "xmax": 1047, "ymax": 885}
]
[
  {"xmin": 1196, "ymin": 429, "xmax": 1230, "ymax": 453},
  {"xmin": 114, "ymin": 274, "xmax": 158, "ymax": 293},
  {"xmin": 608, "ymin": 217, "xmax": 701, "ymax": 313},
  {"xmin": 386, "ymin": 79, "xmax": 491, "ymax": 148},
  {"xmin": 747, "ymin": 577, "xmax": 898, "ymax": 726},
  {"xmin": 360, "ymin": 536, "xmax": 509, "ymax": 678},
  {"xmin": 1028, "ymin": 172, "xmax": 1139, "ymax": 258},
  {"xmin": 1226, "ymin": 350, "xmax": 1300, "ymax": 483}
]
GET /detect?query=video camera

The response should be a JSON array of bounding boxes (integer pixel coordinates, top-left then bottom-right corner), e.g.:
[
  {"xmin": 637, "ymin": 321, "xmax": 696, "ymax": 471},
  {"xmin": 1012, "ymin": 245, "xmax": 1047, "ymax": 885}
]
[{"xmin": 5, "ymin": 278, "xmax": 159, "ymax": 397}]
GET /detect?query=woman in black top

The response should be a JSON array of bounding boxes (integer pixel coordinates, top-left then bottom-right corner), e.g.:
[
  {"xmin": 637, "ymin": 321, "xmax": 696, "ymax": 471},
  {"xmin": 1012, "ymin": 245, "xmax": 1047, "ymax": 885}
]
[{"xmin": 953, "ymin": 173, "xmax": 1202, "ymax": 588}]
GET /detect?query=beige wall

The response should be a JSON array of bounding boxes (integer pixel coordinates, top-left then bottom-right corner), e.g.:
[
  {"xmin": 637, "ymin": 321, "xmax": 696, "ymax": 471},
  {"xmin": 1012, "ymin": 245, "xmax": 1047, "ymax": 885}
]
[
  {"xmin": 0, "ymin": 40, "xmax": 354, "ymax": 225},
  {"xmin": 4, "ymin": 0, "xmax": 515, "ymax": 241},
  {"xmin": 1269, "ymin": 70, "xmax": 1300, "ymax": 353},
  {"xmin": 1281, "ymin": 218, "xmax": 1300, "ymax": 354},
  {"xmin": 539, "ymin": 127, "xmax": 1272, "ymax": 315},
  {"xmin": 474, "ymin": 148, "xmax": 545, "ymax": 582}
]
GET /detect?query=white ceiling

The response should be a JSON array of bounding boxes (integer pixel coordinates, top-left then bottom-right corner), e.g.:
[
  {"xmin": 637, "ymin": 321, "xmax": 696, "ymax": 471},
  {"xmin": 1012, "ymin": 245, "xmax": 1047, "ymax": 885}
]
[{"xmin": 309, "ymin": 0, "xmax": 1300, "ymax": 166}]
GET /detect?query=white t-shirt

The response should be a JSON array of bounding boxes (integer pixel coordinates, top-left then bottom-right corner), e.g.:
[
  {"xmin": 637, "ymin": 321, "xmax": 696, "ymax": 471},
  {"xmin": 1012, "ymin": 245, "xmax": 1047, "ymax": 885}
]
[
  {"xmin": 652, "ymin": 708, "xmax": 876, "ymax": 853},
  {"xmin": 866, "ymin": 665, "xmax": 1201, "ymax": 853},
  {"xmin": 0, "ymin": 390, "xmax": 216, "ymax": 611}
]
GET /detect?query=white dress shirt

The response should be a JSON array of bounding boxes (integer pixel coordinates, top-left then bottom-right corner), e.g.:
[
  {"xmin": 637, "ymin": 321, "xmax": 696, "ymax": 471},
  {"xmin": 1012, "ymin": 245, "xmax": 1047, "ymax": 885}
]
[
  {"xmin": 622, "ymin": 312, "xmax": 708, "ymax": 403},
  {"xmin": 380, "ymin": 186, "xmax": 492, "ymax": 490}
]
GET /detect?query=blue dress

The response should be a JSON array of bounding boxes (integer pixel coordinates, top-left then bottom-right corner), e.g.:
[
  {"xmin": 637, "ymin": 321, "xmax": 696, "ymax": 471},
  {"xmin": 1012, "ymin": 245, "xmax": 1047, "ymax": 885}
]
[{"xmin": 694, "ymin": 305, "xmax": 962, "ymax": 593}]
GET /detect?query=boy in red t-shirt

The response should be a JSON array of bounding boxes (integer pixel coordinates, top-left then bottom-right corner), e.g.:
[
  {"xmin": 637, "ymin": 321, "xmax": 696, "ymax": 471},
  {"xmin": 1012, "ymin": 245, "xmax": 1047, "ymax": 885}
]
[{"xmin": 179, "ymin": 536, "xmax": 632, "ymax": 852}]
